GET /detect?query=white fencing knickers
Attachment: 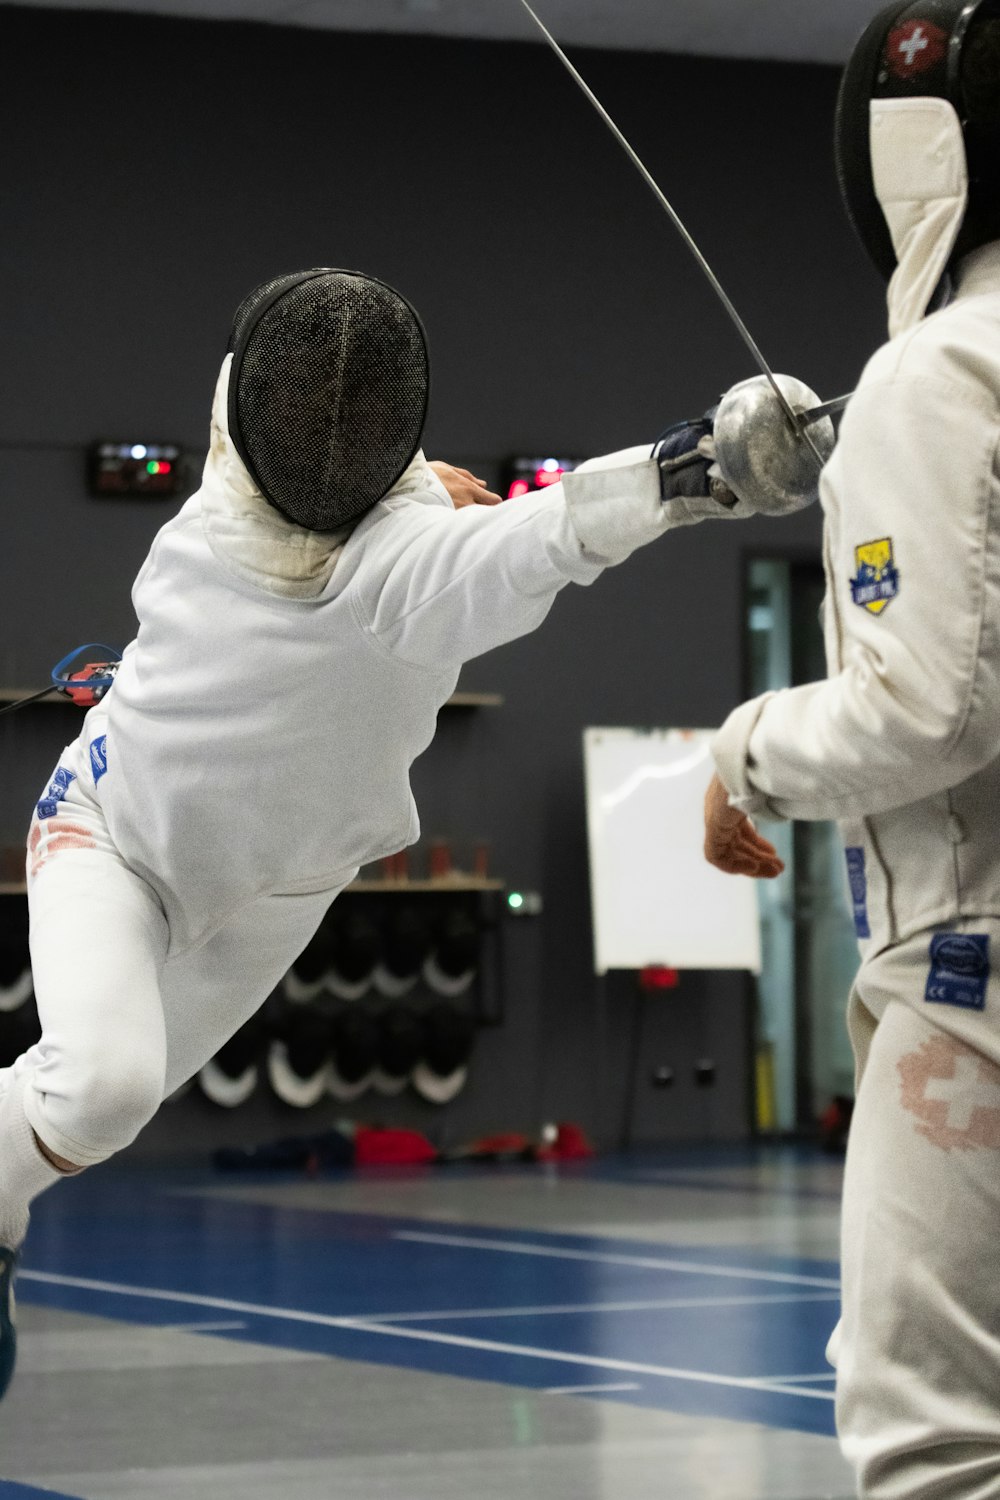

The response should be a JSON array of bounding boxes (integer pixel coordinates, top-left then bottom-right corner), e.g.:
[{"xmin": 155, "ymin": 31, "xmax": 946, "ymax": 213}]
[
  {"xmin": 3, "ymin": 735, "xmax": 341, "ymax": 1168},
  {"xmin": 833, "ymin": 921, "xmax": 1000, "ymax": 1500}
]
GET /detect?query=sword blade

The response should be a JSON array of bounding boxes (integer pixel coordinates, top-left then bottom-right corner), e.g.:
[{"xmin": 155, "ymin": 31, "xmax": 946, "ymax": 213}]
[
  {"xmin": 513, "ymin": 0, "xmax": 826, "ymax": 469},
  {"xmin": 800, "ymin": 393, "xmax": 853, "ymax": 426}
]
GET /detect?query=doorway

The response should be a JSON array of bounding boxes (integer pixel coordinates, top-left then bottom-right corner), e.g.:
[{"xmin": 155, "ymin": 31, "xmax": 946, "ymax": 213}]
[{"xmin": 746, "ymin": 557, "xmax": 858, "ymax": 1134}]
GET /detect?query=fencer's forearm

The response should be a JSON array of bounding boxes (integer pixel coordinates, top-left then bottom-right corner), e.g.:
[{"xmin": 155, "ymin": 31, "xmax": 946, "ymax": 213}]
[
  {"xmin": 713, "ymin": 667, "xmax": 1000, "ymax": 824},
  {"xmin": 363, "ymin": 484, "xmax": 602, "ymax": 667},
  {"xmin": 366, "ymin": 447, "xmax": 697, "ymax": 667},
  {"xmin": 560, "ymin": 454, "xmax": 666, "ymax": 563},
  {"xmin": 368, "ymin": 449, "xmax": 728, "ymax": 668},
  {"xmin": 561, "ymin": 449, "xmax": 742, "ymax": 562}
]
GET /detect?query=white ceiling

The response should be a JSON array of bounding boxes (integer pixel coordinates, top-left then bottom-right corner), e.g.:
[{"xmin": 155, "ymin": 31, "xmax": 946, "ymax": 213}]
[{"xmin": 6, "ymin": 0, "xmax": 877, "ymax": 64}]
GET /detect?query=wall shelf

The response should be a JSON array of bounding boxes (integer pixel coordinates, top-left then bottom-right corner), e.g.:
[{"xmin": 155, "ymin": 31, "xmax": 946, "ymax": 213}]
[
  {"xmin": 443, "ymin": 692, "xmax": 503, "ymax": 708},
  {"xmin": 347, "ymin": 877, "xmax": 504, "ymax": 893},
  {"xmin": 0, "ymin": 689, "xmax": 504, "ymax": 708},
  {"xmin": 0, "ymin": 878, "xmax": 506, "ymax": 898}
]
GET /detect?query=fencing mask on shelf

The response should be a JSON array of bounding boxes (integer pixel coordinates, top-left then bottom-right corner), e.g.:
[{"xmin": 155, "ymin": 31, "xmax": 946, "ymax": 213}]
[
  {"xmin": 227, "ymin": 269, "xmax": 430, "ymax": 531},
  {"xmin": 372, "ymin": 1005, "xmax": 426, "ymax": 1097},
  {"xmin": 199, "ymin": 1012, "xmax": 265, "ymax": 1109},
  {"xmin": 327, "ymin": 1007, "xmax": 380, "ymax": 1102},
  {"xmin": 412, "ymin": 1003, "xmax": 475, "ymax": 1105}
]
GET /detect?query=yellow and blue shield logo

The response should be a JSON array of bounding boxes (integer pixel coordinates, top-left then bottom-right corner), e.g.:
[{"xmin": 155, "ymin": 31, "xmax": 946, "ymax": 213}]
[{"xmin": 850, "ymin": 538, "xmax": 899, "ymax": 616}]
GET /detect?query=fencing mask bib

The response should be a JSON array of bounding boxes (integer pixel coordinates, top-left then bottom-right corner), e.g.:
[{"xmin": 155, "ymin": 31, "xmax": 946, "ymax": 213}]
[
  {"xmin": 836, "ymin": 0, "xmax": 1000, "ymax": 333},
  {"xmin": 227, "ymin": 269, "xmax": 430, "ymax": 532}
]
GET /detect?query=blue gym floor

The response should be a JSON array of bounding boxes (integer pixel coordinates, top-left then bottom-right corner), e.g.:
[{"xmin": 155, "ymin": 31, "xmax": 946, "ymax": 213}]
[{"xmin": 0, "ymin": 1149, "xmax": 854, "ymax": 1500}]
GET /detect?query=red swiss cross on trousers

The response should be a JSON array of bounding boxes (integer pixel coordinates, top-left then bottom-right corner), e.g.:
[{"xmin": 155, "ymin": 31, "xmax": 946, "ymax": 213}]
[
  {"xmin": 898, "ymin": 1033, "xmax": 1000, "ymax": 1153},
  {"xmin": 885, "ymin": 18, "xmax": 949, "ymax": 76}
]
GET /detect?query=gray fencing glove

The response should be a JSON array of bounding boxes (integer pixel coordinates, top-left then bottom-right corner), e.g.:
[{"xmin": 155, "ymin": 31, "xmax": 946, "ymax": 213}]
[
  {"xmin": 652, "ymin": 409, "xmax": 753, "ymax": 526},
  {"xmin": 653, "ymin": 409, "xmax": 740, "ymax": 518}
]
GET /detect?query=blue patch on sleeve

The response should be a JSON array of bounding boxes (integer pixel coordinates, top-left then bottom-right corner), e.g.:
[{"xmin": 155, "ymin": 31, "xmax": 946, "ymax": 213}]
[
  {"xmin": 35, "ymin": 767, "xmax": 76, "ymax": 820},
  {"xmin": 925, "ymin": 934, "xmax": 990, "ymax": 1011},
  {"xmin": 844, "ymin": 847, "xmax": 871, "ymax": 939},
  {"xmin": 89, "ymin": 735, "xmax": 108, "ymax": 784}
]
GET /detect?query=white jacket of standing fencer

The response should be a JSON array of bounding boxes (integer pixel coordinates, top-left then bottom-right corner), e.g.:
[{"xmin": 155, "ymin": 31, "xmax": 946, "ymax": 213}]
[
  {"xmin": 710, "ymin": 99, "xmax": 1000, "ymax": 954},
  {"xmin": 713, "ymin": 98, "xmax": 1000, "ymax": 958},
  {"xmin": 84, "ymin": 358, "xmax": 697, "ymax": 956}
]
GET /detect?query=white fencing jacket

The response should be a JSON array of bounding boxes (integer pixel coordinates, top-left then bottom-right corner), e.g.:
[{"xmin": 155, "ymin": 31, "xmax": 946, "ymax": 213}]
[
  {"xmin": 714, "ymin": 238, "xmax": 1000, "ymax": 955},
  {"xmin": 82, "ymin": 359, "xmax": 723, "ymax": 956}
]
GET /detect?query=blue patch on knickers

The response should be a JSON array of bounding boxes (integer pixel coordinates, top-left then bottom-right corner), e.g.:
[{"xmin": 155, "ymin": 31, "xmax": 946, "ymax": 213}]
[
  {"xmin": 844, "ymin": 847, "xmax": 870, "ymax": 939},
  {"xmin": 36, "ymin": 766, "xmax": 76, "ymax": 820},
  {"xmin": 89, "ymin": 734, "xmax": 108, "ymax": 784},
  {"xmin": 925, "ymin": 934, "xmax": 990, "ymax": 1012}
]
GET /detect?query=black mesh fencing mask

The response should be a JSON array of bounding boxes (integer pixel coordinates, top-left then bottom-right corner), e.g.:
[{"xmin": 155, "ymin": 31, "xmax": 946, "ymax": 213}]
[
  {"xmin": 836, "ymin": 0, "xmax": 1000, "ymax": 281},
  {"xmin": 227, "ymin": 269, "xmax": 430, "ymax": 532}
]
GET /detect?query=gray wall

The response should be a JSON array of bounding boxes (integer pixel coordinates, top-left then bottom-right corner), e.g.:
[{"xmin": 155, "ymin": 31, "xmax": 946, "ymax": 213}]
[{"xmin": 0, "ymin": 5, "xmax": 886, "ymax": 1154}]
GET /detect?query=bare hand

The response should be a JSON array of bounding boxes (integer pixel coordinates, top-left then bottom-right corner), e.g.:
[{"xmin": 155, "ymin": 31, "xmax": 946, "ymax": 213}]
[
  {"xmin": 429, "ymin": 461, "xmax": 502, "ymax": 509},
  {"xmin": 704, "ymin": 772, "xmax": 784, "ymax": 880}
]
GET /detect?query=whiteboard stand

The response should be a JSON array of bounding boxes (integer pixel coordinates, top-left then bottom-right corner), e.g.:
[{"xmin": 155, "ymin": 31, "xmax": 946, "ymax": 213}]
[
  {"xmin": 619, "ymin": 974, "xmax": 648, "ymax": 1151},
  {"xmin": 593, "ymin": 970, "xmax": 611, "ymax": 1153},
  {"xmin": 583, "ymin": 728, "xmax": 762, "ymax": 1149}
]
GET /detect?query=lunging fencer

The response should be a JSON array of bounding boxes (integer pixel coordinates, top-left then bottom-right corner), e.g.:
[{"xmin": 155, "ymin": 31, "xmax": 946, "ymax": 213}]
[
  {"xmin": 0, "ymin": 266, "xmax": 801, "ymax": 1397},
  {"xmin": 705, "ymin": 4, "xmax": 1000, "ymax": 1495}
]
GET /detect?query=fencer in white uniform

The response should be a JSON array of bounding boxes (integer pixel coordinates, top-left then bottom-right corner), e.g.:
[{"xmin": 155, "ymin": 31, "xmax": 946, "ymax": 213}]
[
  {"xmin": 707, "ymin": 4, "xmax": 1000, "ymax": 1495},
  {"xmin": 0, "ymin": 267, "xmax": 792, "ymax": 1398}
]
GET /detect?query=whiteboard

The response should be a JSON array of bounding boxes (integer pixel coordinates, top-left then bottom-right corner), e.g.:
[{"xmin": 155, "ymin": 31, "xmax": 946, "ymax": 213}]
[{"xmin": 583, "ymin": 727, "xmax": 762, "ymax": 976}]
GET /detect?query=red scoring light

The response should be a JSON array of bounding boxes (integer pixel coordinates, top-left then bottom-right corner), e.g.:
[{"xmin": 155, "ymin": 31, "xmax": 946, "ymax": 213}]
[
  {"xmin": 507, "ymin": 479, "xmax": 531, "ymax": 499},
  {"xmin": 639, "ymin": 966, "xmax": 680, "ymax": 991},
  {"xmin": 534, "ymin": 466, "xmax": 564, "ymax": 488}
]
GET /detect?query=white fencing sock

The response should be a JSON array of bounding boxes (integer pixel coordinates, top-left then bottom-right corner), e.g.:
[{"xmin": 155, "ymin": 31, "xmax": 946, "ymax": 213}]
[{"xmin": 0, "ymin": 1077, "xmax": 64, "ymax": 1249}]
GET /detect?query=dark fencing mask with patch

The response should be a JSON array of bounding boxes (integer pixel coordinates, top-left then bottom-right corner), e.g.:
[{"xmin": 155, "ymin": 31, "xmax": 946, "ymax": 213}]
[
  {"xmin": 227, "ymin": 269, "xmax": 430, "ymax": 532},
  {"xmin": 836, "ymin": 0, "xmax": 1000, "ymax": 327}
]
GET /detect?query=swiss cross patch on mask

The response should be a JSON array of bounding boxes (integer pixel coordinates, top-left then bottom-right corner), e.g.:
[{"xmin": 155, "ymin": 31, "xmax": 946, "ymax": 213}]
[
  {"xmin": 850, "ymin": 538, "xmax": 900, "ymax": 615},
  {"xmin": 884, "ymin": 19, "xmax": 948, "ymax": 79}
]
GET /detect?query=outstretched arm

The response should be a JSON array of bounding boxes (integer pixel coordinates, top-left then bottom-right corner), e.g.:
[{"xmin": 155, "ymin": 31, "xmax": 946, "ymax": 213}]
[
  {"xmin": 361, "ymin": 377, "xmax": 824, "ymax": 673},
  {"xmin": 360, "ymin": 450, "xmax": 665, "ymax": 669}
]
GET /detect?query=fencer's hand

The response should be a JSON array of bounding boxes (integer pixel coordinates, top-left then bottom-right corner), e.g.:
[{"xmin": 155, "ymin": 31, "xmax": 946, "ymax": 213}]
[
  {"xmin": 703, "ymin": 773, "xmax": 784, "ymax": 880},
  {"xmin": 653, "ymin": 411, "xmax": 741, "ymax": 513},
  {"xmin": 429, "ymin": 461, "xmax": 503, "ymax": 509}
]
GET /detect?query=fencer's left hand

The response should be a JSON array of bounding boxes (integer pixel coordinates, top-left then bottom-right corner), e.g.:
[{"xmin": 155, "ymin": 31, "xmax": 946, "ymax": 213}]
[
  {"xmin": 704, "ymin": 773, "xmax": 785, "ymax": 880},
  {"xmin": 429, "ymin": 461, "xmax": 503, "ymax": 509}
]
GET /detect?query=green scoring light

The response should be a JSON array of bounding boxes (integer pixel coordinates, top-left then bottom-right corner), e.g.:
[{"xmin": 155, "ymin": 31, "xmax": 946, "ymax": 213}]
[{"xmin": 507, "ymin": 892, "xmax": 524, "ymax": 910}]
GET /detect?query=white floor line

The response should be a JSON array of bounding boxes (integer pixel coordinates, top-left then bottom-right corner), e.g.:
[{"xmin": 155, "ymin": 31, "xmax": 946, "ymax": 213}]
[
  {"xmin": 18, "ymin": 1269, "xmax": 834, "ymax": 1402},
  {"xmin": 394, "ymin": 1231, "xmax": 841, "ymax": 1290},
  {"xmin": 331, "ymin": 1316, "xmax": 837, "ymax": 1402},
  {"xmin": 20, "ymin": 1270, "xmax": 353, "ymax": 1326},
  {"xmin": 160, "ymin": 1320, "xmax": 249, "ymax": 1334},
  {"xmin": 361, "ymin": 1291, "xmax": 841, "ymax": 1324},
  {"xmin": 545, "ymin": 1382, "xmax": 642, "ymax": 1396}
]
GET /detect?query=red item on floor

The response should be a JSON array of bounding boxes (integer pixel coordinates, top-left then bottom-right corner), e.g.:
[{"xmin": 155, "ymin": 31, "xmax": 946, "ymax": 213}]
[
  {"xmin": 354, "ymin": 1126, "xmax": 438, "ymax": 1166},
  {"xmin": 538, "ymin": 1122, "xmax": 596, "ymax": 1161}
]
